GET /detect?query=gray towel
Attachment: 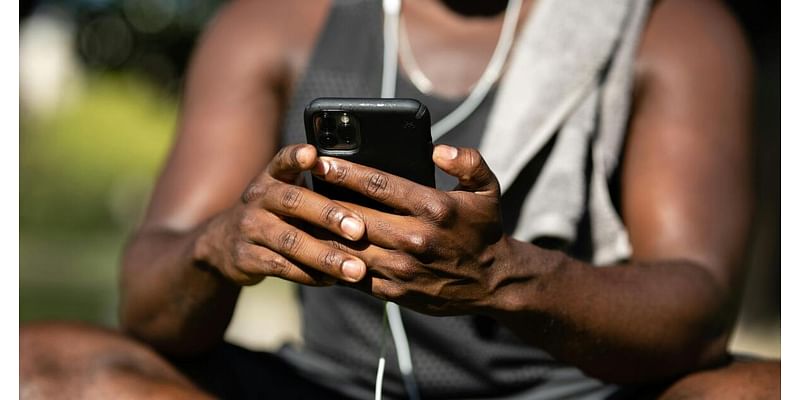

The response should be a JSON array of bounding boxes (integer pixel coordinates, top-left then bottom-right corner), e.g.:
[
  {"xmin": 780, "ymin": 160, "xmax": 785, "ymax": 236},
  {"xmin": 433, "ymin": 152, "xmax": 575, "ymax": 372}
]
[{"xmin": 480, "ymin": 0, "xmax": 651, "ymax": 265}]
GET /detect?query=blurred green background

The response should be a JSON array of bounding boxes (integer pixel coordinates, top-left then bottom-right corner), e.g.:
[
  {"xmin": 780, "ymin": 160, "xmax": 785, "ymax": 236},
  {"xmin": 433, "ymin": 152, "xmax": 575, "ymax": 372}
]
[
  {"xmin": 21, "ymin": 74, "xmax": 175, "ymax": 324},
  {"xmin": 20, "ymin": 0, "xmax": 220, "ymax": 326},
  {"xmin": 19, "ymin": 0, "xmax": 781, "ymax": 356}
]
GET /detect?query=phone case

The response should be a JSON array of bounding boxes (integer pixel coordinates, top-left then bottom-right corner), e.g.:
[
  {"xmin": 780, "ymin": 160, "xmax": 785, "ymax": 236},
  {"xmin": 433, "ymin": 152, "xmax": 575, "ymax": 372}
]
[{"xmin": 304, "ymin": 97, "xmax": 435, "ymax": 212}]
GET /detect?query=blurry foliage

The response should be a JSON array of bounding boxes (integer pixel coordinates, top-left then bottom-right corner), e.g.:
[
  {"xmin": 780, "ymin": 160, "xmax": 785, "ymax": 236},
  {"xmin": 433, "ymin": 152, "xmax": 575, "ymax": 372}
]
[
  {"xmin": 21, "ymin": 74, "xmax": 176, "ymax": 233},
  {"xmin": 20, "ymin": 74, "xmax": 178, "ymax": 324}
]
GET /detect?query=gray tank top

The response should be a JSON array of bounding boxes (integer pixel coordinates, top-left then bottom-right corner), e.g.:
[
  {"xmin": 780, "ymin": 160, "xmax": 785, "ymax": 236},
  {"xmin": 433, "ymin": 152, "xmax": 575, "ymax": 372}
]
[{"xmin": 279, "ymin": 1, "xmax": 616, "ymax": 399}]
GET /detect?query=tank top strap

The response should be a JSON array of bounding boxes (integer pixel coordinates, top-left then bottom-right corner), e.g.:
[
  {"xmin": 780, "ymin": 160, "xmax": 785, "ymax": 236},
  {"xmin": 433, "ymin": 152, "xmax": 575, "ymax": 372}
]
[{"xmin": 281, "ymin": 0, "xmax": 384, "ymax": 147}]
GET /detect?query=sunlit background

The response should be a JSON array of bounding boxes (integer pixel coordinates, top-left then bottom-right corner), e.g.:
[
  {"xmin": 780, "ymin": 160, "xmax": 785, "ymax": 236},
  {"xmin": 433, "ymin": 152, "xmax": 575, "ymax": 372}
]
[{"xmin": 19, "ymin": 0, "xmax": 780, "ymax": 357}]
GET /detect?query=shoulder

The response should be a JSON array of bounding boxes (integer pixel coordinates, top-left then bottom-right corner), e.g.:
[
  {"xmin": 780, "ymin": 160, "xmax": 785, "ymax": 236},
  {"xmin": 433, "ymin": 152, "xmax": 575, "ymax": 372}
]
[
  {"xmin": 635, "ymin": 0, "xmax": 753, "ymax": 95},
  {"xmin": 191, "ymin": 0, "xmax": 332, "ymax": 87}
]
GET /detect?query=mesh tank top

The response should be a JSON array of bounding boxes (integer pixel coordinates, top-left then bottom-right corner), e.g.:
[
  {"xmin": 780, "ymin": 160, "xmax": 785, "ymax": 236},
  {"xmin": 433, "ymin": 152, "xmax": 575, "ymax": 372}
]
[{"xmin": 278, "ymin": 1, "xmax": 616, "ymax": 399}]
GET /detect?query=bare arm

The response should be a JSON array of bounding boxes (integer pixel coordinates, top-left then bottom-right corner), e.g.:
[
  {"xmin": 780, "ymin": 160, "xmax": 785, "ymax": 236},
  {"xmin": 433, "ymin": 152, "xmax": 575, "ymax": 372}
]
[
  {"xmin": 119, "ymin": 0, "xmax": 368, "ymax": 356},
  {"xmin": 308, "ymin": 0, "xmax": 755, "ymax": 384},
  {"xmin": 119, "ymin": 0, "xmax": 283, "ymax": 355},
  {"xmin": 482, "ymin": 0, "xmax": 756, "ymax": 383}
]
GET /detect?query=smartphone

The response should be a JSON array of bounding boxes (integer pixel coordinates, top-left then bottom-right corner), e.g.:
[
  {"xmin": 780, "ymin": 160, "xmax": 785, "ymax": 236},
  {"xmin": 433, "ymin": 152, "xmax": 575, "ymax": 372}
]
[{"xmin": 304, "ymin": 97, "xmax": 435, "ymax": 212}]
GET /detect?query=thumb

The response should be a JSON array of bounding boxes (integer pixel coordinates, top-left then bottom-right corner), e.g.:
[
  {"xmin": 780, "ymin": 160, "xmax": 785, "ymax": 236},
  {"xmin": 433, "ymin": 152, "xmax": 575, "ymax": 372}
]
[
  {"xmin": 433, "ymin": 145, "xmax": 500, "ymax": 196},
  {"xmin": 267, "ymin": 144, "xmax": 317, "ymax": 182}
]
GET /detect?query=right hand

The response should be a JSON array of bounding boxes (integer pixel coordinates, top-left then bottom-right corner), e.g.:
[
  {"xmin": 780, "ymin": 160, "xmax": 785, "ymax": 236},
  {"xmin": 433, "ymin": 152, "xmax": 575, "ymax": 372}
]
[{"xmin": 194, "ymin": 144, "xmax": 367, "ymax": 286}]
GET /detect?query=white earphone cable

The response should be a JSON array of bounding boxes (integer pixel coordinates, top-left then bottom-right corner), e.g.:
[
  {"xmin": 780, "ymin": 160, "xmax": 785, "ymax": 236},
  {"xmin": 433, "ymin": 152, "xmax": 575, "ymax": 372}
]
[
  {"xmin": 381, "ymin": 0, "xmax": 401, "ymax": 98},
  {"xmin": 376, "ymin": 1, "xmax": 405, "ymax": 399},
  {"xmin": 377, "ymin": 1, "xmax": 522, "ymax": 399},
  {"xmin": 429, "ymin": 0, "xmax": 523, "ymax": 141},
  {"xmin": 386, "ymin": 302, "xmax": 420, "ymax": 400}
]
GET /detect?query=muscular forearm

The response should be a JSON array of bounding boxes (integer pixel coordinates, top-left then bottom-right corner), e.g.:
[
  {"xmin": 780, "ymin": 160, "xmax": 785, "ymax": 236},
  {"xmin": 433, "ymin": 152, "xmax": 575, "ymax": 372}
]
[
  {"xmin": 119, "ymin": 220, "xmax": 240, "ymax": 356},
  {"xmin": 489, "ymin": 237, "xmax": 735, "ymax": 384}
]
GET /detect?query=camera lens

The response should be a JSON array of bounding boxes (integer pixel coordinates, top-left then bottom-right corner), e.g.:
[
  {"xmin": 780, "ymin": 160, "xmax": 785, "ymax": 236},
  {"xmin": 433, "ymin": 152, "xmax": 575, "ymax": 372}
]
[
  {"xmin": 338, "ymin": 124, "xmax": 356, "ymax": 145},
  {"xmin": 320, "ymin": 113, "xmax": 337, "ymax": 132},
  {"xmin": 318, "ymin": 131, "xmax": 338, "ymax": 148}
]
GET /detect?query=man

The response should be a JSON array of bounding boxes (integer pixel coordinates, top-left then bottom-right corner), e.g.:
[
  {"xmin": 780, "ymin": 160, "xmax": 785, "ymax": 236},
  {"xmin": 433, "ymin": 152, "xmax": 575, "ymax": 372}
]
[{"xmin": 21, "ymin": 0, "xmax": 779, "ymax": 398}]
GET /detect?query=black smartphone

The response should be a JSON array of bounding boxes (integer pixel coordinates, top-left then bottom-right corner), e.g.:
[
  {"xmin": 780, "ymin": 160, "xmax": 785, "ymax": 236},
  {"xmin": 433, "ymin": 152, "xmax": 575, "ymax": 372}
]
[{"xmin": 304, "ymin": 97, "xmax": 435, "ymax": 212}]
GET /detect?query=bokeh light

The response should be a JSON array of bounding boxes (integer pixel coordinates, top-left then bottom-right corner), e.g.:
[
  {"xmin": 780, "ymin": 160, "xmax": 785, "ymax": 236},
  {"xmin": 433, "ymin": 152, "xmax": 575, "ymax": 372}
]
[
  {"xmin": 79, "ymin": 13, "xmax": 133, "ymax": 67},
  {"xmin": 122, "ymin": 0, "xmax": 177, "ymax": 34}
]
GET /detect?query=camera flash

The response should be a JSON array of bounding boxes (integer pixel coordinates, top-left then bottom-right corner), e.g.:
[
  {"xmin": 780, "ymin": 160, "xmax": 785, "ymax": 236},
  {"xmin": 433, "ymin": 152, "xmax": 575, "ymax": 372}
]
[{"xmin": 340, "ymin": 114, "xmax": 350, "ymax": 125}]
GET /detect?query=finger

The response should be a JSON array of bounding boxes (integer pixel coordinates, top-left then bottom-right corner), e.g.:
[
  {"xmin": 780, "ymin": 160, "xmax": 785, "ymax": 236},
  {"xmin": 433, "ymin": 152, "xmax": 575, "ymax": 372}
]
[
  {"xmin": 253, "ymin": 217, "xmax": 367, "ymax": 282},
  {"xmin": 327, "ymin": 235, "xmax": 462, "ymax": 286},
  {"xmin": 234, "ymin": 243, "xmax": 334, "ymax": 286},
  {"xmin": 267, "ymin": 144, "xmax": 317, "ymax": 182},
  {"xmin": 241, "ymin": 145, "xmax": 317, "ymax": 204},
  {"xmin": 312, "ymin": 157, "xmax": 448, "ymax": 218},
  {"xmin": 432, "ymin": 145, "xmax": 500, "ymax": 196},
  {"xmin": 308, "ymin": 201, "xmax": 435, "ymax": 255},
  {"xmin": 258, "ymin": 181, "xmax": 365, "ymax": 241},
  {"xmin": 338, "ymin": 201, "xmax": 438, "ymax": 255},
  {"xmin": 316, "ymin": 230, "xmax": 414, "ymax": 280}
]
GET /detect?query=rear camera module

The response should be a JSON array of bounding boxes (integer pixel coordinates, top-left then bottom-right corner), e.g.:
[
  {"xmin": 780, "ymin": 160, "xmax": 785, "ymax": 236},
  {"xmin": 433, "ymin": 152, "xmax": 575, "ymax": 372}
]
[{"xmin": 314, "ymin": 111, "xmax": 360, "ymax": 151}]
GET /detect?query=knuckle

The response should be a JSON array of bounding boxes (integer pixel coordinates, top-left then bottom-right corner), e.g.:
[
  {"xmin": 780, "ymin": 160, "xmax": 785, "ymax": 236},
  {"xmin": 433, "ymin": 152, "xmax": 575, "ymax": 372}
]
[
  {"xmin": 277, "ymin": 146, "xmax": 294, "ymax": 164},
  {"xmin": 319, "ymin": 203, "xmax": 344, "ymax": 226},
  {"xmin": 264, "ymin": 257, "xmax": 290, "ymax": 278},
  {"xmin": 326, "ymin": 238, "xmax": 347, "ymax": 252},
  {"xmin": 241, "ymin": 182, "xmax": 266, "ymax": 204},
  {"xmin": 317, "ymin": 250, "xmax": 344, "ymax": 271},
  {"xmin": 280, "ymin": 186, "xmax": 303, "ymax": 210},
  {"xmin": 461, "ymin": 148, "xmax": 483, "ymax": 174},
  {"xmin": 403, "ymin": 232, "xmax": 430, "ymax": 254},
  {"xmin": 329, "ymin": 162, "xmax": 349, "ymax": 184},
  {"xmin": 271, "ymin": 146, "xmax": 302, "ymax": 172},
  {"xmin": 287, "ymin": 146, "xmax": 303, "ymax": 168},
  {"xmin": 467, "ymin": 150, "xmax": 494, "ymax": 182},
  {"xmin": 417, "ymin": 196, "xmax": 455, "ymax": 223},
  {"xmin": 276, "ymin": 229, "xmax": 302, "ymax": 255},
  {"xmin": 439, "ymin": 198, "xmax": 458, "ymax": 222},
  {"xmin": 272, "ymin": 147, "xmax": 290, "ymax": 168},
  {"xmin": 465, "ymin": 148, "xmax": 482, "ymax": 168},
  {"xmin": 364, "ymin": 172, "xmax": 390, "ymax": 200}
]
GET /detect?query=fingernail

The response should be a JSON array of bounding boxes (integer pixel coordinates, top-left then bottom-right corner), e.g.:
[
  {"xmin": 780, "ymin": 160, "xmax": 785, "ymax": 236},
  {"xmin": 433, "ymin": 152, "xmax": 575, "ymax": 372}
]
[
  {"xmin": 340, "ymin": 216, "xmax": 364, "ymax": 240},
  {"xmin": 435, "ymin": 145, "xmax": 458, "ymax": 160},
  {"xmin": 312, "ymin": 159, "xmax": 329, "ymax": 176},
  {"xmin": 342, "ymin": 259, "xmax": 366, "ymax": 282}
]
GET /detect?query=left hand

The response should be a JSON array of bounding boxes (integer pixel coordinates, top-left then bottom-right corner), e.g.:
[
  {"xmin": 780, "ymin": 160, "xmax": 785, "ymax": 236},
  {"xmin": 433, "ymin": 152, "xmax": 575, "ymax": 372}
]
[{"xmin": 311, "ymin": 144, "xmax": 513, "ymax": 315}]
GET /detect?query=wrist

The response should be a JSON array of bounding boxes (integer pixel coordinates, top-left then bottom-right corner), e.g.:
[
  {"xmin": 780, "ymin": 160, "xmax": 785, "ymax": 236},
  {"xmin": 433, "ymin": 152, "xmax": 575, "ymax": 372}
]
[
  {"xmin": 190, "ymin": 212, "xmax": 229, "ymax": 276},
  {"xmin": 483, "ymin": 236, "xmax": 566, "ymax": 320},
  {"xmin": 190, "ymin": 218, "xmax": 214, "ymax": 265}
]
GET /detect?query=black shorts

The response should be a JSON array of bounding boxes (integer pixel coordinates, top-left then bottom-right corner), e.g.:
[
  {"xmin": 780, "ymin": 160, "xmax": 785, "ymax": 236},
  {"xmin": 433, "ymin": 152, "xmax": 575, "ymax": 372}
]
[
  {"xmin": 168, "ymin": 341, "xmax": 734, "ymax": 399},
  {"xmin": 168, "ymin": 341, "xmax": 351, "ymax": 400}
]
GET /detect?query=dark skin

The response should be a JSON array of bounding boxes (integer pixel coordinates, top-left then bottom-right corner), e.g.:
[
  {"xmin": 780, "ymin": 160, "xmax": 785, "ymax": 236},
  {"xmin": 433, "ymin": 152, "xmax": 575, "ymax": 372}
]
[{"xmin": 120, "ymin": 0, "xmax": 755, "ymax": 386}]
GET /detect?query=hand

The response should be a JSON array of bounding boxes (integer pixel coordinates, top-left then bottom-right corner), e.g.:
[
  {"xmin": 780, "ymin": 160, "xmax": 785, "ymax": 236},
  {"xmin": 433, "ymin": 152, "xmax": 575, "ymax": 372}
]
[
  {"xmin": 194, "ymin": 144, "xmax": 369, "ymax": 286},
  {"xmin": 312, "ymin": 145, "xmax": 513, "ymax": 315}
]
